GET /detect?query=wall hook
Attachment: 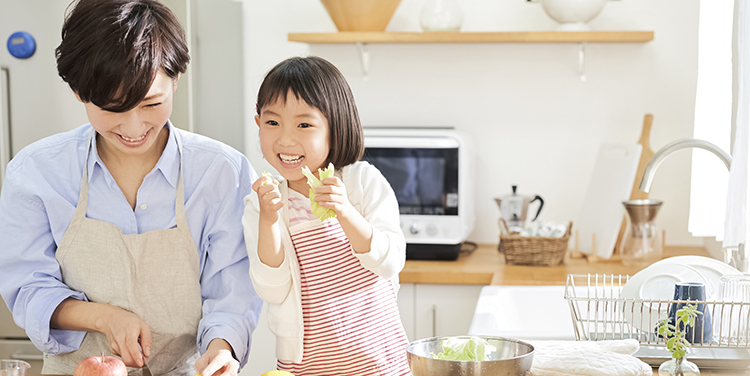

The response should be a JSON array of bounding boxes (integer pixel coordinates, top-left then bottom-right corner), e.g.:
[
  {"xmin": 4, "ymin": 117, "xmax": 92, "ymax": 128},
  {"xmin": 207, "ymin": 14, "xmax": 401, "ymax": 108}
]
[
  {"xmin": 356, "ymin": 42, "xmax": 370, "ymax": 78},
  {"xmin": 578, "ymin": 42, "xmax": 587, "ymax": 82}
]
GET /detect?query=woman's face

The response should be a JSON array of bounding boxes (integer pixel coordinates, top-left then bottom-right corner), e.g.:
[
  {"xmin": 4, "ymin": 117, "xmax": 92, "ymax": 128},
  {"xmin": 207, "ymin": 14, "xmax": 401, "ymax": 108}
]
[
  {"xmin": 256, "ymin": 89, "xmax": 330, "ymax": 194},
  {"xmin": 81, "ymin": 71, "xmax": 177, "ymax": 158}
]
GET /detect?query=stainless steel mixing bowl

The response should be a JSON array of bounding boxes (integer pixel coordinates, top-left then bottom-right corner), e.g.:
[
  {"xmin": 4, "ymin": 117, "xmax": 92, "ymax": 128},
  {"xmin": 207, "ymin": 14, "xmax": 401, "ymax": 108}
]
[{"xmin": 406, "ymin": 336, "xmax": 535, "ymax": 376}]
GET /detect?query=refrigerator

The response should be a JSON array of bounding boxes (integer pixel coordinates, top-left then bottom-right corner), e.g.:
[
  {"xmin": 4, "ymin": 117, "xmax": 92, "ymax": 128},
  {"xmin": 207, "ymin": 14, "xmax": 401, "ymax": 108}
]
[{"xmin": 0, "ymin": 0, "xmax": 245, "ymax": 371}]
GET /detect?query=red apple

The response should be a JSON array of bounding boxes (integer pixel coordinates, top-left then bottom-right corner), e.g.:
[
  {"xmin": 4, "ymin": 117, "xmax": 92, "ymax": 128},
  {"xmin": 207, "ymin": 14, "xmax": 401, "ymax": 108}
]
[{"xmin": 73, "ymin": 355, "xmax": 128, "ymax": 376}]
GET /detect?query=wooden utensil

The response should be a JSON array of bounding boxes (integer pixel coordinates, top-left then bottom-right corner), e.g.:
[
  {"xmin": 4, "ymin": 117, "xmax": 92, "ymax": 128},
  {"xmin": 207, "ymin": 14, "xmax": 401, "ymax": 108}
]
[{"xmin": 614, "ymin": 114, "xmax": 655, "ymax": 252}]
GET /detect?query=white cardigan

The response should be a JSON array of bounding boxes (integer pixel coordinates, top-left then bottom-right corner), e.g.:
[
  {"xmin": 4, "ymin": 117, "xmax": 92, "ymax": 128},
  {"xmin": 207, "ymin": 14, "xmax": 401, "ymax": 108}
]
[{"xmin": 242, "ymin": 161, "xmax": 406, "ymax": 363}]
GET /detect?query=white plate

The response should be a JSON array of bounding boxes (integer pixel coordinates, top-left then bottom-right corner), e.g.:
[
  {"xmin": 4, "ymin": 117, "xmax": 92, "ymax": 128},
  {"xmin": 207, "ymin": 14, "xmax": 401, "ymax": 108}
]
[
  {"xmin": 620, "ymin": 263, "xmax": 708, "ymax": 332},
  {"xmin": 648, "ymin": 256, "xmax": 742, "ymax": 301}
]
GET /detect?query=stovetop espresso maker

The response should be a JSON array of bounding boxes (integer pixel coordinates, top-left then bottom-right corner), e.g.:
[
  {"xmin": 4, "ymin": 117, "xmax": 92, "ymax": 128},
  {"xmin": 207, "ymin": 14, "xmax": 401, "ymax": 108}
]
[{"xmin": 495, "ymin": 185, "xmax": 544, "ymax": 233}]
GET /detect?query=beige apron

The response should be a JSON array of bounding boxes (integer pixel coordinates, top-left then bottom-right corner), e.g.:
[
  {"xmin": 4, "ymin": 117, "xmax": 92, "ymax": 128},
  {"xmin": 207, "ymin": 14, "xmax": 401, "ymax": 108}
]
[{"xmin": 44, "ymin": 129, "xmax": 203, "ymax": 376}]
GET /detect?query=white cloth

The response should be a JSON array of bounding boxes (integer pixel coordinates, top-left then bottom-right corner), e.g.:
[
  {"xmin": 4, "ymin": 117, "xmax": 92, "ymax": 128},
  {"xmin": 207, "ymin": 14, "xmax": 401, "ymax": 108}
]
[
  {"xmin": 689, "ymin": 0, "xmax": 734, "ymax": 240},
  {"xmin": 242, "ymin": 161, "xmax": 406, "ymax": 362},
  {"xmin": 725, "ymin": 0, "xmax": 750, "ymax": 248},
  {"xmin": 529, "ymin": 339, "xmax": 651, "ymax": 376}
]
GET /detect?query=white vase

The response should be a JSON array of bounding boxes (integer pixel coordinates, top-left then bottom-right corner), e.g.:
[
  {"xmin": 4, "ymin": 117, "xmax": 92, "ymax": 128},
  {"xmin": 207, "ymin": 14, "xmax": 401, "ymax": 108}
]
[
  {"xmin": 658, "ymin": 358, "xmax": 701, "ymax": 376},
  {"xmin": 420, "ymin": 0, "xmax": 463, "ymax": 32}
]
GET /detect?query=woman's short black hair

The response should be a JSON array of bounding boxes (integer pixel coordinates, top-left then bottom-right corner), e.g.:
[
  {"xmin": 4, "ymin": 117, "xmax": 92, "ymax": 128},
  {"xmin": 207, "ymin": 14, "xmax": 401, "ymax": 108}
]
[
  {"xmin": 56, "ymin": 0, "xmax": 189, "ymax": 112},
  {"xmin": 256, "ymin": 56, "xmax": 364, "ymax": 168}
]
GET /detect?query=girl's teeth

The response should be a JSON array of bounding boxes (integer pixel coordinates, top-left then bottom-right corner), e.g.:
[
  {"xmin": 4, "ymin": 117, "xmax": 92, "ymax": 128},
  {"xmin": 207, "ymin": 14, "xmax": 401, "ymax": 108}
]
[{"xmin": 279, "ymin": 154, "xmax": 303, "ymax": 163}]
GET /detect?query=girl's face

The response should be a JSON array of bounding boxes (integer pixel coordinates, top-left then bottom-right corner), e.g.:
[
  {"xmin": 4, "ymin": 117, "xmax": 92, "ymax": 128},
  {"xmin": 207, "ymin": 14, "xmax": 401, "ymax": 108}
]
[
  {"xmin": 81, "ymin": 71, "xmax": 177, "ymax": 159},
  {"xmin": 256, "ymin": 89, "xmax": 330, "ymax": 194}
]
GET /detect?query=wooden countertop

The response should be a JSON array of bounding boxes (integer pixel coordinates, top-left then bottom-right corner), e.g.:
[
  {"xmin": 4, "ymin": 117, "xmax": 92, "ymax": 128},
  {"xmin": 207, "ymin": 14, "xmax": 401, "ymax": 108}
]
[
  {"xmin": 399, "ymin": 243, "xmax": 713, "ymax": 285},
  {"xmin": 31, "ymin": 368, "xmax": 750, "ymax": 376},
  {"xmin": 653, "ymin": 370, "xmax": 749, "ymax": 375}
]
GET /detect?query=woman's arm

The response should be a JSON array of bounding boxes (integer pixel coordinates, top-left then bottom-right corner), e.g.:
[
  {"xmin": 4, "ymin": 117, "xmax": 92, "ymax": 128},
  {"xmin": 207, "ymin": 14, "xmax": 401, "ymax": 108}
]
[
  {"xmin": 194, "ymin": 158, "xmax": 263, "ymax": 373},
  {"xmin": 51, "ymin": 299, "xmax": 151, "ymax": 367},
  {"xmin": 0, "ymin": 169, "xmax": 88, "ymax": 354},
  {"xmin": 0, "ymin": 161, "xmax": 153, "ymax": 367}
]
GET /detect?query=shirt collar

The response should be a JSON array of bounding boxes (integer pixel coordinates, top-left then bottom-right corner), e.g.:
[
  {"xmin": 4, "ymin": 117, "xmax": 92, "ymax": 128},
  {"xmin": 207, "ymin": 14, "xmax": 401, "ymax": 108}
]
[{"xmin": 86, "ymin": 122, "xmax": 180, "ymax": 188}]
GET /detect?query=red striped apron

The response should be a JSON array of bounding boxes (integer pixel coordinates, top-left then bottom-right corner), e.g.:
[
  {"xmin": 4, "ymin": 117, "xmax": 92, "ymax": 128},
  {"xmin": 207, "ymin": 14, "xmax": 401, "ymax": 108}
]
[{"xmin": 277, "ymin": 211, "xmax": 411, "ymax": 376}]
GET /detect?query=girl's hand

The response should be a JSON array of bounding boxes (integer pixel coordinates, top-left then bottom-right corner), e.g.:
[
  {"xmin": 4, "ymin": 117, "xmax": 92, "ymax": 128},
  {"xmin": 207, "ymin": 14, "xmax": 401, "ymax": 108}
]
[
  {"xmin": 194, "ymin": 339, "xmax": 239, "ymax": 376},
  {"xmin": 314, "ymin": 176, "xmax": 354, "ymax": 220},
  {"xmin": 252, "ymin": 175, "xmax": 283, "ymax": 225}
]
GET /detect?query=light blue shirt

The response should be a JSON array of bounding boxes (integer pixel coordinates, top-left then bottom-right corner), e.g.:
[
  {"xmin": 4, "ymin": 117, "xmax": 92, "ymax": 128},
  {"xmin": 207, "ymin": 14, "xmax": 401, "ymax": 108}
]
[{"xmin": 0, "ymin": 123, "xmax": 262, "ymax": 368}]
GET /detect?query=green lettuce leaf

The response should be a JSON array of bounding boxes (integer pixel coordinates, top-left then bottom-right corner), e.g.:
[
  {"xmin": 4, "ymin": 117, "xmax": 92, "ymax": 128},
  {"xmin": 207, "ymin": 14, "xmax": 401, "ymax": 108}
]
[
  {"xmin": 300, "ymin": 163, "xmax": 336, "ymax": 221},
  {"xmin": 260, "ymin": 172, "xmax": 273, "ymax": 185},
  {"xmin": 430, "ymin": 337, "xmax": 496, "ymax": 361}
]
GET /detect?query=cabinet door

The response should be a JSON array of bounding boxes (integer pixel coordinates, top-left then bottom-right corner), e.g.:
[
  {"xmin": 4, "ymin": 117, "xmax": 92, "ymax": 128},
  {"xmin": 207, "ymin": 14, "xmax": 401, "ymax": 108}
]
[
  {"xmin": 240, "ymin": 304, "xmax": 276, "ymax": 376},
  {"xmin": 396, "ymin": 283, "xmax": 416, "ymax": 341},
  {"xmin": 414, "ymin": 284, "xmax": 483, "ymax": 339}
]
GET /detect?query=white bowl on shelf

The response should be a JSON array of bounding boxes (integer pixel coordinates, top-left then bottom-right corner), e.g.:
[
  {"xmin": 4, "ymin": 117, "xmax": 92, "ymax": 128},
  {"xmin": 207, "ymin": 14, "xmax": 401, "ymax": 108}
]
[{"xmin": 528, "ymin": 0, "xmax": 614, "ymax": 31}]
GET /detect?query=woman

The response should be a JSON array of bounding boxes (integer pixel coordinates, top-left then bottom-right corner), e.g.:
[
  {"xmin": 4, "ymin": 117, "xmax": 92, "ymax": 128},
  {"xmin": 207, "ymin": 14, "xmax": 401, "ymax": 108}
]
[{"xmin": 0, "ymin": 1, "xmax": 261, "ymax": 375}]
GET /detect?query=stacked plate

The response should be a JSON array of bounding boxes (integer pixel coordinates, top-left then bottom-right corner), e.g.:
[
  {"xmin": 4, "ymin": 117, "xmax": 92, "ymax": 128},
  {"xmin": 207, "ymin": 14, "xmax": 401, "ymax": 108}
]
[{"xmin": 620, "ymin": 256, "xmax": 742, "ymax": 332}]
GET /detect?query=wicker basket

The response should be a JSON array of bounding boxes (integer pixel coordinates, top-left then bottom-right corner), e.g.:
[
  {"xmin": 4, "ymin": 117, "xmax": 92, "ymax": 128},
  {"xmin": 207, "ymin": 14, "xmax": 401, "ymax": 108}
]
[{"xmin": 498, "ymin": 218, "xmax": 572, "ymax": 267}]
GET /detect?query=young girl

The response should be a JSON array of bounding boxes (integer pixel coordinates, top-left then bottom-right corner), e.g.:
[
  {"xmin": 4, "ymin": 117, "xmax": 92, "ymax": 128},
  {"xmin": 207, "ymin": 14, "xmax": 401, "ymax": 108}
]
[{"xmin": 243, "ymin": 56, "xmax": 412, "ymax": 375}]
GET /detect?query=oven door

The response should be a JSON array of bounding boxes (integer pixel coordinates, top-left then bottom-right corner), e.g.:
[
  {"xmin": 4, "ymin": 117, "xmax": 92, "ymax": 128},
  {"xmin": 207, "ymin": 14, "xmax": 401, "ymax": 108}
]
[{"xmin": 362, "ymin": 137, "xmax": 459, "ymax": 217}]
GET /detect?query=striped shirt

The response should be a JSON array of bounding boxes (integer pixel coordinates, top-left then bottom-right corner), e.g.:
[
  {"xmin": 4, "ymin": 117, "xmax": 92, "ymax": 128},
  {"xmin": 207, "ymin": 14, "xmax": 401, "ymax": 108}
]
[{"xmin": 278, "ymin": 189, "xmax": 411, "ymax": 375}]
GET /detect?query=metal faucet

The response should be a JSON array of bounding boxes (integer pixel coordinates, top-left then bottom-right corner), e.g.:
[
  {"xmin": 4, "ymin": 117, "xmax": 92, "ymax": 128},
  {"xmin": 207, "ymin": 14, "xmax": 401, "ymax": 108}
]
[{"xmin": 639, "ymin": 138, "xmax": 733, "ymax": 192}]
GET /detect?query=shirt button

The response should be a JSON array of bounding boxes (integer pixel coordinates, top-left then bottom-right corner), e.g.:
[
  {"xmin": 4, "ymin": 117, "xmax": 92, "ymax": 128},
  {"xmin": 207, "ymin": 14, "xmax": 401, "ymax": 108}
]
[{"xmin": 140, "ymin": 204, "xmax": 148, "ymax": 210}]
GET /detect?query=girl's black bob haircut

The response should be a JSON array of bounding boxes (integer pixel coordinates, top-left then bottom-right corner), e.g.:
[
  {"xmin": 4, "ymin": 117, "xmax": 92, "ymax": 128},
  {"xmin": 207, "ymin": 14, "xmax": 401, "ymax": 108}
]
[
  {"xmin": 256, "ymin": 56, "xmax": 364, "ymax": 169},
  {"xmin": 56, "ymin": 0, "xmax": 189, "ymax": 113}
]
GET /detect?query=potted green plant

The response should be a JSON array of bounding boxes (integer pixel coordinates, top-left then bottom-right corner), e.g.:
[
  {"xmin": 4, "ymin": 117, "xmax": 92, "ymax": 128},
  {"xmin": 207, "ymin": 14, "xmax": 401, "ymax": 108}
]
[{"xmin": 657, "ymin": 304, "xmax": 702, "ymax": 376}]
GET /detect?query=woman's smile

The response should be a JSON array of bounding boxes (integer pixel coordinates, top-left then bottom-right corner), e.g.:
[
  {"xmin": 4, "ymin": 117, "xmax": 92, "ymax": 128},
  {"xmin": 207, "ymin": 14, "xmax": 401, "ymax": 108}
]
[{"xmin": 116, "ymin": 128, "xmax": 152, "ymax": 147}]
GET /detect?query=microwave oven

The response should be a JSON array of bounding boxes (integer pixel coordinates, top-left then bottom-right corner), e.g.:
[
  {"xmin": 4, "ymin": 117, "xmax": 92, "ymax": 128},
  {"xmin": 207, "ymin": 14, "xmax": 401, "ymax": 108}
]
[{"xmin": 362, "ymin": 127, "xmax": 474, "ymax": 260}]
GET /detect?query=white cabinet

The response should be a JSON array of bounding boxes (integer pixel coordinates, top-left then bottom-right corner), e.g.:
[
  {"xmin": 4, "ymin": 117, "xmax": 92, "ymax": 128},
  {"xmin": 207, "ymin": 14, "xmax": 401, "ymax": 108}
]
[
  {"xmin": 397, "ymin": 283, "xmax": 484, "ymax": 341},
  {"xmin": 396, "ymin": 283, "xmax": 415, "ymax": 341}
]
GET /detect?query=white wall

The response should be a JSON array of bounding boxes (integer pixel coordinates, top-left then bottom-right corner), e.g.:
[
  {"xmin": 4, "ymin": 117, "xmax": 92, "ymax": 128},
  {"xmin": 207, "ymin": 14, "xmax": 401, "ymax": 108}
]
[{"xmin": 240, "ymin": 0, "xmax": 702, "ymax": 247}]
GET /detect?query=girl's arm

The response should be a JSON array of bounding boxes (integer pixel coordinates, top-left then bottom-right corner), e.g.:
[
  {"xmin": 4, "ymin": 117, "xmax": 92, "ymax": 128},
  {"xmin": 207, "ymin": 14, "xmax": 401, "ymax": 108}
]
[
  {"xmin": 315, "ymin": 163, "xmax": 406, "ymax": 280},
  {"xmin": 242, "ymin": 178, "xmax": 293, "ymax": 305},
  {"xmin": 318, "ymin": 184, "xmax": 374, "ymax": 254}
]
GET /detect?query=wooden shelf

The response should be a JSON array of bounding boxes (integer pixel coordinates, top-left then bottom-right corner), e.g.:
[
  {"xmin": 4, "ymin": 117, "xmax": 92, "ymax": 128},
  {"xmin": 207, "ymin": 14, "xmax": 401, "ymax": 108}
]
[{"xmin": 287, "ymin": 31, "xmax": 654, "ymax": 44}]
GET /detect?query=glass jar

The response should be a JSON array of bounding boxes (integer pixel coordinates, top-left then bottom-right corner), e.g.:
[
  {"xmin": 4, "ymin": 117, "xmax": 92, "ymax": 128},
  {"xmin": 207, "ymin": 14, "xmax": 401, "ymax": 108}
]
[
  {"xmin": 619, "ymin": 199, "xmax": 664, "ymax": 267},
  {"xmin": 658, "ymin": 358, "xmax": 700, "ymax": 376},
  {"xmin": 419, "ymin": 0, "xmax": 463, "ymax": 32}
]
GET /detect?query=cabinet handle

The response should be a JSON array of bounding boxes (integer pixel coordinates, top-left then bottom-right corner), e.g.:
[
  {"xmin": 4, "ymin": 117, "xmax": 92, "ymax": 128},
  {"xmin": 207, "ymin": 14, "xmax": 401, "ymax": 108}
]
[
  {"xmin": 12, "ymin": 353, "xmax": 43, "ymax": 361},
  {"xmin": 431, "ymin": 304, "xmax": 437, "ymax": 337}
]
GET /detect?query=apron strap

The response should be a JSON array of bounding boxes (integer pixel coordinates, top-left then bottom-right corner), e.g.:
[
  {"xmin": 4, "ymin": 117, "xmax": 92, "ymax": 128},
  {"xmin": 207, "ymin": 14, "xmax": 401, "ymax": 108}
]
[
  {"xmin": 173, "ymin": 127, "xmax": 188, "ymax": 230},
  {"xmin": 71, "ymin": 129, "xmax": 96, "ymax": 218},
  {"xmin": 73, "ymin": 125, "xmax": 188, "ymax": 230}
]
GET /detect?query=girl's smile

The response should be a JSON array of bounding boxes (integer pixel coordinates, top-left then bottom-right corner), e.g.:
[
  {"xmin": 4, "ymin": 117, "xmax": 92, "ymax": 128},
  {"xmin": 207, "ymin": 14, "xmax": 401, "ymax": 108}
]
[{"xmin": 278, "ymin": 153, "xmax": 305, "ymax": 168}]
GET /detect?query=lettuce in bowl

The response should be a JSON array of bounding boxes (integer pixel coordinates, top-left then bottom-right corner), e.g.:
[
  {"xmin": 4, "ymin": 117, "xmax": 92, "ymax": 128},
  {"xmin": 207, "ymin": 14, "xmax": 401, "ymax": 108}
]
[{"xmin": 431, "ymin": 336, "xmax": 497, "ymax": 361}]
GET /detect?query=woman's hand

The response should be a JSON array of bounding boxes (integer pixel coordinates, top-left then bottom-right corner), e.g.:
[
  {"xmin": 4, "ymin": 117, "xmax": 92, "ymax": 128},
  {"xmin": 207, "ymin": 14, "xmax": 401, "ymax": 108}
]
[
  {"xmin": 252, "ymin": 175, "xmax": 282, "ymax": 225},
  {"xmin": 51, "ymin": 299, "xmax": 151, "ymax": 368},
  {"xmin": 195, "ymin": 339, "xmax": 239, "ymax": 376},
  {"xmin": 95, "ymin": 305, "xmax": 152, "ymax": 368},
  {"xmin": 314, "ymin": 176, "xmax": 354, "ymax": 219}
]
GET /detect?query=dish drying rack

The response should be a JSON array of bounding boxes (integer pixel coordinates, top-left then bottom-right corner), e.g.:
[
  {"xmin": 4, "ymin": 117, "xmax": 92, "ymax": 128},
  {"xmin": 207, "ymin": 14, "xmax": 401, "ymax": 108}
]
[{"xmin": 564, "ymin": 274, "xmax": 750, "ymax": 369}]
